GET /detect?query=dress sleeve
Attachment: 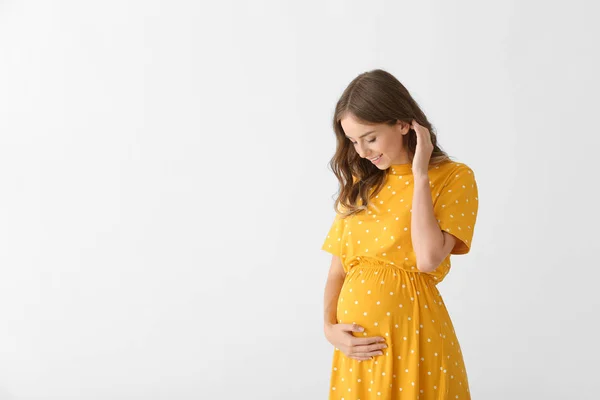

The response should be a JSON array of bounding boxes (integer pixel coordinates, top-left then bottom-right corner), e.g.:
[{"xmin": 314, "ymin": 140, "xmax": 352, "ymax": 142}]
[
  {"xmin": 434, "ymin": 164, "xmax": 479, "ymax": 255},
  {"xmin": 321, "ymin": 212, "xmax": 344, "ymax": 257}
]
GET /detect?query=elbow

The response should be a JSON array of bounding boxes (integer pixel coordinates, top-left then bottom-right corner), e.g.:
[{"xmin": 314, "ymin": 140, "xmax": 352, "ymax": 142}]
[
  {"xmin": 416, "ymin": 253, "xmax": 441, "ymax": 273},
  {"xmin": 416, "ymin": 263, "xmax": 435, "ymax": 273}
]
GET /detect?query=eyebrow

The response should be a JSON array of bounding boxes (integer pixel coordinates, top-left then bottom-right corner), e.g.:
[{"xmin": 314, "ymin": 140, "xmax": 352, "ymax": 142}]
[{"xmin": 345, "ymin": 130, "xmax": 376, "ymax": 140}]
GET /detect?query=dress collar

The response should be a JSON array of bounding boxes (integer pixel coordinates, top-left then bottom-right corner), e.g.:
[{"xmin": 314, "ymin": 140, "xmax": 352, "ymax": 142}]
[{"xmin": 388, "ymin": 163, "xmax": 412, "ymax": 175}]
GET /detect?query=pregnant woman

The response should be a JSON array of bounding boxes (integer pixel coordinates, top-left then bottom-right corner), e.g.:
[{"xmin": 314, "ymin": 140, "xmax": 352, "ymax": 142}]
[{"xmin": 322, "ymin": 69, "xmax": 479, "ymax": 399}]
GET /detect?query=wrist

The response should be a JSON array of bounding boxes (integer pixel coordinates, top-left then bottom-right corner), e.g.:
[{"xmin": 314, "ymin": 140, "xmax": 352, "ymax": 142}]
[
  {"xmin": 413, "ymin": 173, "xmax": 429, "ymax": 182},
  {"xmin": 324, "ymin": 321, "xmax": 336, "ymax": 333}
]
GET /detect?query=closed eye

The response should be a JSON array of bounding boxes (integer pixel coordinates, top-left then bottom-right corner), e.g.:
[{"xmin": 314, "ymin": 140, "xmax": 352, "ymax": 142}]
[{"xmin": 351, "ymin": 138, "xmax": 376, "ymax": 145}]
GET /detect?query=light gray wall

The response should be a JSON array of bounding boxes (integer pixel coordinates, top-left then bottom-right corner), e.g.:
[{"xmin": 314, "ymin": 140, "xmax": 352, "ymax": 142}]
[{"xmin": 0, "ymin": 0, "xmax": 598, "ymax": 399}]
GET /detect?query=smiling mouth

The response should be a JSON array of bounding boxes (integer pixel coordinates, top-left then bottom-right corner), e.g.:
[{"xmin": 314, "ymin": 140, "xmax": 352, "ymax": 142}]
[{"xmin": 369, "ymin": 154, "xmax": 383, "ymax": 161}]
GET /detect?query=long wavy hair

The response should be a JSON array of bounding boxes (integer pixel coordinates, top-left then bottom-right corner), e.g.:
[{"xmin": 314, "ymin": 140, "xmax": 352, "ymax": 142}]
[{"xmin": 328, "ymin": 69, "xmax": 454, "ymax": 218}]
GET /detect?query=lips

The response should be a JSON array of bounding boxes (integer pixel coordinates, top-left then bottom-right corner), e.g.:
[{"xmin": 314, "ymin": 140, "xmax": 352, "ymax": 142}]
[{"xmin": 369, "ymin": 154, "xmax": 383, "ymax": 161}]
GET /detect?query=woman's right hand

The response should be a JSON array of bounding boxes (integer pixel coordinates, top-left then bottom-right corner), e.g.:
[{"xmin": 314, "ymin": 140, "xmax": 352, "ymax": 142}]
[{"xmin": 324, "ymin": 323, "xmax": 387, "ymax": 361}]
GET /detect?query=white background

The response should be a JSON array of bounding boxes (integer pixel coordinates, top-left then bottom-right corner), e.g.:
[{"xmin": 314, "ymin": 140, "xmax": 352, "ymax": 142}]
[{"xmin": 1, "ymin": 1, "xmax": 599, "ymax": 399}]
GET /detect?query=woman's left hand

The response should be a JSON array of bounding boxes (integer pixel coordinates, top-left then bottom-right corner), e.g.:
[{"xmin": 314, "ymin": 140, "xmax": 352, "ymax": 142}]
[{"xmin": 411, "ymin": 119, "xmax": 434, "ymax": 177}]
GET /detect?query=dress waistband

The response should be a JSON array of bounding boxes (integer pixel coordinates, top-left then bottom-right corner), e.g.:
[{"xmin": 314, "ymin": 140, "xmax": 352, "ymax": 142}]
[
  {"xmin": 346, "ymin": 257, "xmax": 439, "ymax": 284},
  {"xmin": 347, "ymin": 257, "xmax": 418, "ymax": 272}
]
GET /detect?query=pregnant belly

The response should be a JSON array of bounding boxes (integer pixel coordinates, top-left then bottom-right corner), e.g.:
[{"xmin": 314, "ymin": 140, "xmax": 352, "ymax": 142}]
[{"xmin": 336, "ymin": 265, "xmax": 441, "ymax": 341}]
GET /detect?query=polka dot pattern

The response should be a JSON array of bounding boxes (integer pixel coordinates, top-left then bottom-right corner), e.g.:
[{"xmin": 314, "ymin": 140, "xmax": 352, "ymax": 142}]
[
  {"xmin": 322, "ymin": 161, "xmax": 479, "ymax": 283},
  {"xmin": 321, "ymin": 161, "xmax": 478, "ymax": 399}
]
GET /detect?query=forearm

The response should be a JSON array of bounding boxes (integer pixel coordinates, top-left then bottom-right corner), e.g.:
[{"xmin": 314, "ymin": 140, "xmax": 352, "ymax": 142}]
[
  {"xmin": 411, "ymin": 173, "xmax": 444, "ymax": 272},
  {"xmin": 324, "ymin": 274, "xmax": 345, "ymax": 328}
]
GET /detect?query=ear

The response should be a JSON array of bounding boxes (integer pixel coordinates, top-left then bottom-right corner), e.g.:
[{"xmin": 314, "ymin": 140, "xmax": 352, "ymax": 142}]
[{"xmin": 396, "ymin": 120, "xmax": 411, "ymax": 135}]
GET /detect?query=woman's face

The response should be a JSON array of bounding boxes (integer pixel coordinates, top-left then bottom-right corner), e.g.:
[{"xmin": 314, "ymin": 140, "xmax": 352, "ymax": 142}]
[{"xmin": 340, "ymin": 113, "xmax": 411, "ymax": 169}]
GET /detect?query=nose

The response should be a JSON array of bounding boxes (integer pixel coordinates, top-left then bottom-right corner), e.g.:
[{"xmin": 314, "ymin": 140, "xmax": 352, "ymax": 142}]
[
  {"xmin": 355, "ymin": 142, "xmax": 371, "ymax": 159},
  {"xmin": 354, "ymin": 142, "xmax": 365, "ymax": 158}
]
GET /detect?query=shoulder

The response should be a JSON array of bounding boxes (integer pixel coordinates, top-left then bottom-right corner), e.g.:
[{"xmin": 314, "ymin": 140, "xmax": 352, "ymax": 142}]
[
  {"xmin": 433, "ymin": 160, "xmax": 475, "ymax": 179},
  {"xmin": 433, "ymin": 159, "xmax": 474, "ymax": 172},
  {"xmin": 428, "ymin": 161, "xmax": 476, "ymax": 194}
]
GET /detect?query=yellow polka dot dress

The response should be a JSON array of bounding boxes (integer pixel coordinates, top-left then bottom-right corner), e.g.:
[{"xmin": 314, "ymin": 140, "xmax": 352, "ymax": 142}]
[{"xmin": 322, "ymin": 161, "xmax": 479, "ymax": 399}]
